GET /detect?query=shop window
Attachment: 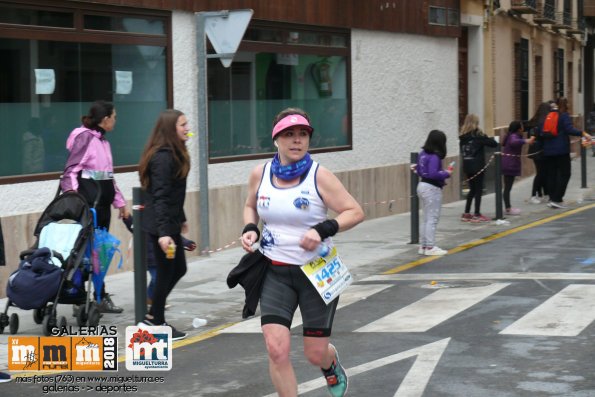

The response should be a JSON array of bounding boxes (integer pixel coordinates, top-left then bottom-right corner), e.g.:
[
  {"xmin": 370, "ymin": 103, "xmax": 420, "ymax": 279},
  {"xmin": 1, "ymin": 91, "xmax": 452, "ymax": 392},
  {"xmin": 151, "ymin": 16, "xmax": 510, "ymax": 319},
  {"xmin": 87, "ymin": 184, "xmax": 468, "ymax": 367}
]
[
  {"xmin": 429, "ymin": 7, "xmax": 447, "ymax": 25},
  {"xmin": 84, "ymin": 15, "xmax": 165, "ymax": 35},
  {"xmin": 429, "ymin": 6, "xmax": 459, "ymax": 26},
  {"xmin": 0, "ymin": 4, "xmax": 73, "ymax": 28},
  {"xmin": 554, "ymin": 48, "xmax": 564, "ymax": 98},
  {"xmin": 207, "ymin": 23, "xmax": 351, "ymax": 162},
  {"xmin": 0, "ymin": 4, "xmax": 168, "ymax": 181},
  {"xmin": 0, "ymin": 39, "xmax": 167, "ymax": 178}
]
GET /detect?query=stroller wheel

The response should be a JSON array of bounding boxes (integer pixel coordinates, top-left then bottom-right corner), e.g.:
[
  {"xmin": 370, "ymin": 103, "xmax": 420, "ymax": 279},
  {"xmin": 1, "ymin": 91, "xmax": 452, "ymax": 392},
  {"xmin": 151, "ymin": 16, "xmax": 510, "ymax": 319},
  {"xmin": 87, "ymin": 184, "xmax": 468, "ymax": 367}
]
[
  {"xmin": 0, "ymin": 312, "xmax": 7, "ymax": 334},
  {"xmin": 33, "ymin": 308, "xmax": 45, "ymax": 324},
  {"xmin": 76, "ymin": 305, "xmax": 87, "ymax": 327},
  {"xmin": 42, "ymin": 314, "xmax": 56, "ymax": 336},
  {"xmin": 87, "ymin": 304, "xmax": 101, "ymax": 327},
  {"xmin": 9, "ymin": 313, "xmax": 19, "ymax": 334}
]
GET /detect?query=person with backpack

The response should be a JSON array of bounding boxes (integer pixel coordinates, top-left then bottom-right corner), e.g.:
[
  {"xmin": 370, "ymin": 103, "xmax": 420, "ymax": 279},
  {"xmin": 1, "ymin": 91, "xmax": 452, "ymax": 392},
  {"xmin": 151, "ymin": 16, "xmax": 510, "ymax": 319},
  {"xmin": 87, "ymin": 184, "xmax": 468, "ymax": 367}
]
[
  {"xmin": 525, "ymin": 102, "xmax": 552, "ymax": 204},
  {"xmin": 500, "ymin": 121, "xmax": 535, "ymax": 215},
  {"xmin": 416, "ymin": 130, "xmax": 452, "ymax": 255},
  {"xmin": 541, "ymin": 97, "xmax": 592, "ymax": 209},
  {"xmin": 459, "ymin": 114, "xmax": 498, "ymax": 223}
]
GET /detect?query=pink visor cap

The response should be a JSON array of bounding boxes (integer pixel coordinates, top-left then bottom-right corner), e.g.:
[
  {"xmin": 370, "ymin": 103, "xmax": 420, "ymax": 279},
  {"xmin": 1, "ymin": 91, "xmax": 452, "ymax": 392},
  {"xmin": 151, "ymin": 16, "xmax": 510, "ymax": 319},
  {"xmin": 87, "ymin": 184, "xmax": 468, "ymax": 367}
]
[{"xmin": 271, "ymin": 114, "xmax": 314, "ymax": 139}]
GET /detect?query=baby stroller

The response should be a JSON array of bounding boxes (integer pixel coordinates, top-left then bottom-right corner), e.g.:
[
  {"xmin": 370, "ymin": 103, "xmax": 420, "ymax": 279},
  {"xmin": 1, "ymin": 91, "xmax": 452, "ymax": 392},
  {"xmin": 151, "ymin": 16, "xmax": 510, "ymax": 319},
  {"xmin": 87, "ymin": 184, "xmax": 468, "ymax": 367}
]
[{"xmin": 0, "ymin": 191, "xmax": 100, "ymax": 336}]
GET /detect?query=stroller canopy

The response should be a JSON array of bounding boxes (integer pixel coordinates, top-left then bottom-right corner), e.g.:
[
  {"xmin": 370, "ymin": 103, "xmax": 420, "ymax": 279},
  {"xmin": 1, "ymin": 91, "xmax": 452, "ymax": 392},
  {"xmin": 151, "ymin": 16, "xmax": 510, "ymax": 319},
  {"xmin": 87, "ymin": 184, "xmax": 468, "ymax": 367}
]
[{"xmin": 34, "ymin": 192, "xmax": 94, "ymax": 237}]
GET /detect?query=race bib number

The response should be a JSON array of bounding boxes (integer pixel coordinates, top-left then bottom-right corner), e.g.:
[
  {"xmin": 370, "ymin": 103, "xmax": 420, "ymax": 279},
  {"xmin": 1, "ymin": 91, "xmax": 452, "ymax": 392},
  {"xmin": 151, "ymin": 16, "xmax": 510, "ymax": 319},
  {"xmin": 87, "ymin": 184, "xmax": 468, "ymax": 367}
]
[{"xmin": 301, "ymin": 246, "xmax": 353, "ymax": 305}]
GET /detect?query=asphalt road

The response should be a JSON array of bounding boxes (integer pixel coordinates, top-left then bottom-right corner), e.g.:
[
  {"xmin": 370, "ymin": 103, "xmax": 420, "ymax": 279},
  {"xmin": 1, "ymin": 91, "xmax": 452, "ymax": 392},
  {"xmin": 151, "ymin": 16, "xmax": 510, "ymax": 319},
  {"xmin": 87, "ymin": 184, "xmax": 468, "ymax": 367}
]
[{"xmin": 3, "ymin": 207, "xmax": 595, "ymax": 397}]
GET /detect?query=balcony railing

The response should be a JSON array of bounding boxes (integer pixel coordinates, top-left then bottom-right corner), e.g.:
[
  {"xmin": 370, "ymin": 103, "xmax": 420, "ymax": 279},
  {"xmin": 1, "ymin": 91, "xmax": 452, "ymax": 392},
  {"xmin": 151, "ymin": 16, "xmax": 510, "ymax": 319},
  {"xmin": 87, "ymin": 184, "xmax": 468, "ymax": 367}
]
[
  {"xmin": 534, "ymin": 0, "xmax": 556, "ymax": 24},
  {"xmin": 511, "ymin": 0, "xmax": 537, "ymax": 14},
  {"xmin": 552, "ymin": 10, "xmax": 572, "ymax": 30},
  {"xmin": 566, "ymin": 18, "xmax": 586, "ymax": 34}
]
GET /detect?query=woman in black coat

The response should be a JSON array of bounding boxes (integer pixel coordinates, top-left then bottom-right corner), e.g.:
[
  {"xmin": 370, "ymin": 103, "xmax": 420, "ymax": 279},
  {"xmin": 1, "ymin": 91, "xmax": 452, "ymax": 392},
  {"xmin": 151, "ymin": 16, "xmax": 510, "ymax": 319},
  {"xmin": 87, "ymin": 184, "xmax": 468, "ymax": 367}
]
[
  {"xmin": 459, "ymin": 114, "xmax": 497, "ymax": 222},
  {"xmin": 138, "ymin": 109, "xmax": 191, "ymax": 340}
]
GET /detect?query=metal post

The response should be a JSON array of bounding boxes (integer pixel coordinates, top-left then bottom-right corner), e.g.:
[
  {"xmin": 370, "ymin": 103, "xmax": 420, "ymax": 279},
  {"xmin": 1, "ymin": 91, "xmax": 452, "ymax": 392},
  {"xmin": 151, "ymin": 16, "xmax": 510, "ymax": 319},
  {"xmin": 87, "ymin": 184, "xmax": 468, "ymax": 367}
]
[
  {"xmin": 494, "ymin": 145, "xmax": 503, "ymax": 220},
  {"xmin": 196, "ymin": 14, "xmax": 210, "ymax": 254},
  {"xmin": 581, "ymin": 144, "xmax": 587, "ymax": 189},
  {"xmin": 410, "ymin": 152, "xmax": 419, "ymax": 244},
  {"xmin": 132, "ymin": 187, "xmax": 147, "ymax": 325}
]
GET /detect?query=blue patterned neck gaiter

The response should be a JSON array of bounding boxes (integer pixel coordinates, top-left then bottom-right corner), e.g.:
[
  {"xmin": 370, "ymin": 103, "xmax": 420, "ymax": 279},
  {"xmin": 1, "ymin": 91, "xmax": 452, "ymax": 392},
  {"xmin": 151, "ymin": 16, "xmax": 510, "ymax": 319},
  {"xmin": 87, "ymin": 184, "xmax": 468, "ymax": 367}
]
[{"xmin": 270, "ymin": 152, "xmax": 313, "ymax": 181}]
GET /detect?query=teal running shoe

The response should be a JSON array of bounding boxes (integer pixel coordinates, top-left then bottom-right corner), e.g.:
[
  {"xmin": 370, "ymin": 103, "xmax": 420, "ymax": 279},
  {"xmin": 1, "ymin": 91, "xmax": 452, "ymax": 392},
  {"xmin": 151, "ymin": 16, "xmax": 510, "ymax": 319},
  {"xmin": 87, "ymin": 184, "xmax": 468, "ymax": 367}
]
[{"xmin": 321, "ymin": 343, "xmax": 348, "ymax": 397}]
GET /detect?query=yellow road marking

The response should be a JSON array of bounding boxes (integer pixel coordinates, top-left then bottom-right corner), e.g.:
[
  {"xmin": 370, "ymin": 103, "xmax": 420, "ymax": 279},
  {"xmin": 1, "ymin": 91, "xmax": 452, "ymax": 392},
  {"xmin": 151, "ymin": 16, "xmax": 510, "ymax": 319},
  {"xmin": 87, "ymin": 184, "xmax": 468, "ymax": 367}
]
[{"xmin": 383, "ymin": 203, "xmax": 595, "ymax": 275}]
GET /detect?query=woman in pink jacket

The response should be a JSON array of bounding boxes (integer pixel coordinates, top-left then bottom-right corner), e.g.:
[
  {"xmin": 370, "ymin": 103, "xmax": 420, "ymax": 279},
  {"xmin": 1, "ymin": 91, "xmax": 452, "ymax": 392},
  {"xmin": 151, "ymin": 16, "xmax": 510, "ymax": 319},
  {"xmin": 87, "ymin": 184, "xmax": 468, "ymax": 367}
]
[{"xmin": 61, "ymin": 100, "xmax": 129, "ymax": 313}]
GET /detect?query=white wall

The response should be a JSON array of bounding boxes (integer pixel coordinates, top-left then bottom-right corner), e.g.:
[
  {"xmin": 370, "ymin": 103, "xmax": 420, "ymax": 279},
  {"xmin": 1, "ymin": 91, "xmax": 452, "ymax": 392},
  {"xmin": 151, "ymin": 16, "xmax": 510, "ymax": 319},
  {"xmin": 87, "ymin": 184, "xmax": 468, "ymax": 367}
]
[{"xmin": 0, "ymin": 13, "xmax": 459, "ymax": 217}]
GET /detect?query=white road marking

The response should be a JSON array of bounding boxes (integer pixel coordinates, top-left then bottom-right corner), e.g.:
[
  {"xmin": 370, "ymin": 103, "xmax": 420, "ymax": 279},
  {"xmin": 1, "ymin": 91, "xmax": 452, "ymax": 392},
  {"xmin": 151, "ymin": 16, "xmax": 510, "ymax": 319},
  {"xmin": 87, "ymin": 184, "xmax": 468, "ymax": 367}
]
[
  {"xmin": 362, "ymin": 273, "xmax": 595, "ymax": 282},
  {"xmin": 221, "ymin": 284, "xmax": 392, "ymax": 333},
  {"xmin": 354, "ymin": 283, "xmax": 509, "ymax": 332},
  {"xmin": 261, "ymin": 338, "xmax": 451, "ymax": 397},
  {"xmin": 501, "ymin": 284, "xmax": 595, "ymax": 336}
]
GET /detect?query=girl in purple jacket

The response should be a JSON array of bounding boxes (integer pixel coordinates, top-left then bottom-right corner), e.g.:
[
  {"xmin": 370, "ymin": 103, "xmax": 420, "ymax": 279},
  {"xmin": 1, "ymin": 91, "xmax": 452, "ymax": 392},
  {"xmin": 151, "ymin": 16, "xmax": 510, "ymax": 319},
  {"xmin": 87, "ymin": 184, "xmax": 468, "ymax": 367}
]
[
  {"xmin": 501, "ymin": 121, "xmax": 535, "ymax": 215},
  {"xmin": 416, "ymin": 130, "xmax": 452, "ymax": 256}
]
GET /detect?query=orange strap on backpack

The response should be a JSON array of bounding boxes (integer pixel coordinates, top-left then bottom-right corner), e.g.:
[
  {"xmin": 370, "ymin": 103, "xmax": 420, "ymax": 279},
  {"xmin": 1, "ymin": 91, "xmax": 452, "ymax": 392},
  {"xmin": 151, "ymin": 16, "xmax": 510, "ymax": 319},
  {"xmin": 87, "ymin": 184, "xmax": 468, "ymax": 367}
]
[{"xmin": 542, "ymin": 111, "xmax": 559, "ymax": 136}]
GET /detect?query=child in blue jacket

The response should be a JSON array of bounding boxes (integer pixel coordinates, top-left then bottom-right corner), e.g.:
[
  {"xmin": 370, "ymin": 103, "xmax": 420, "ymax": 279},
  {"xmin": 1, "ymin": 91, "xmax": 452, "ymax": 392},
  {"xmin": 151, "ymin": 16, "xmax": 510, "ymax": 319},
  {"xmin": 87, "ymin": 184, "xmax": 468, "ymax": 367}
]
[{"xmin": 416, "ymin": 130, "xmax": 452, "ymax": 256}]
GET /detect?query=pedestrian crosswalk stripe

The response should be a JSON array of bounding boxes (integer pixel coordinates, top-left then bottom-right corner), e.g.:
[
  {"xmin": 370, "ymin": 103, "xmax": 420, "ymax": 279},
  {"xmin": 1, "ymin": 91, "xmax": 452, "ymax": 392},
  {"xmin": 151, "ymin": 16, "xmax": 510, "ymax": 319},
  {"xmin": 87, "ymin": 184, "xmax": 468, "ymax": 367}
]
[
  {"xmin": 221, "ymin": 280, "xmax": 595, "ymax": 337},
  {"xmin": 500, "ymin": 284, "xmax": 595, "ymax": 336},
  {"xmin": 354, "ymin": 283, "xmax": 509, "ymax": 333},
  {"xmin": 262, "ymin": 338, "xmax": 452, "ymax": 397},
  {"xmin": 221, "ymin": 283, "xmax": 392, "ymax": 333},
  {"xmin": 362, "ymin": 273, "xmax": 595, "ymax": 282}
]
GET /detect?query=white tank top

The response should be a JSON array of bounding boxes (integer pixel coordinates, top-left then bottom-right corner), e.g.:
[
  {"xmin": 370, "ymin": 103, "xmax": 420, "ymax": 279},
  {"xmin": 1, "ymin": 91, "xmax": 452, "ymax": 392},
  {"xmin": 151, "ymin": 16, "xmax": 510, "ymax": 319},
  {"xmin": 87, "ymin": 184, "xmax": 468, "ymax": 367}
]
[{"xmin": 257, "ymin": 161, "xmax": 332, "ymax": 265}]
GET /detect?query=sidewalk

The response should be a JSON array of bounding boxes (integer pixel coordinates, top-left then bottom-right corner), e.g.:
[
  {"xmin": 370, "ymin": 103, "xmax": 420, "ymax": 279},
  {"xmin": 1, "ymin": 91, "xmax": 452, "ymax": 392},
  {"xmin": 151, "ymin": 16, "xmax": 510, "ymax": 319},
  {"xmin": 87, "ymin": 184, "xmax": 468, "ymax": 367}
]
[{"xmin": 2, "ymin": 156, "xmax": 595, "ymax": 371}]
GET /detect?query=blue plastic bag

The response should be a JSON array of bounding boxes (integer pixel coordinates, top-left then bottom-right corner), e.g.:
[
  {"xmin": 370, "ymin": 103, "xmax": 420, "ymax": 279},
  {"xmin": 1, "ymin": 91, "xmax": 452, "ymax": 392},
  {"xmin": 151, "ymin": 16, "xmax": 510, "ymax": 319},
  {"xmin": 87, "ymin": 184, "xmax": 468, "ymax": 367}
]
[{"xmin": 91, "ymin": 226, "xmax": 122, "ymax": 302}]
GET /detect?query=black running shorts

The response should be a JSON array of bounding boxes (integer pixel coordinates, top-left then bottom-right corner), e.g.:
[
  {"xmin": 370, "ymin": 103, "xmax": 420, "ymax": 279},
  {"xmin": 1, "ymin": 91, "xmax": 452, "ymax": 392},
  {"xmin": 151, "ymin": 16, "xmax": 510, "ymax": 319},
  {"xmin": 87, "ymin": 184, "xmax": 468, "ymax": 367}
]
[{"xmin": 260, "ymin": 263, "xmax": 339, "ymax": 337}]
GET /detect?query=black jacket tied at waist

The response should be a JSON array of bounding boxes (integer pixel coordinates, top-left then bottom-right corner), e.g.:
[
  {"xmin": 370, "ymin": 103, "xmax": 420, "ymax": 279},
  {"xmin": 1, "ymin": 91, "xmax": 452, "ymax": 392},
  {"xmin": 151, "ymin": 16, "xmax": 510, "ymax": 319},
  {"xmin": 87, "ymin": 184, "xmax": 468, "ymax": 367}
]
[{"xmin": 227, "ymin": 250, "xmax": 269, "ymax": 319}]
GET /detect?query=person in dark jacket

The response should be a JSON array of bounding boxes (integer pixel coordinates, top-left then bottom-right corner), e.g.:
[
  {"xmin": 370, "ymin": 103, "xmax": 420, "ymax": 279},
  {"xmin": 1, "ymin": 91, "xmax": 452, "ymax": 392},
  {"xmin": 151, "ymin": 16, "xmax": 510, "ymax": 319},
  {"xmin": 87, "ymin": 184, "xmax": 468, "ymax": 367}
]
[
  {"xmin": 500, "ymin": 121, "xmax": 535, "ymax": 215},
  {"xmin": 137, "ymin": 109, "xmax": 191, "ymax": 341},
  {"xmin": 459, "ymin": 114, "xmax": 497, "ymax": 223},
  {"xmin": 542, "ymin": 97, "xmax": 592, "ymax": 209},
  {"xmin": 525, "ymin": 102, "xmax": 552, "ymax": 203},
  {"xmin": 415, "ymin": 129, "xmax": 452, "ymax": 256}
]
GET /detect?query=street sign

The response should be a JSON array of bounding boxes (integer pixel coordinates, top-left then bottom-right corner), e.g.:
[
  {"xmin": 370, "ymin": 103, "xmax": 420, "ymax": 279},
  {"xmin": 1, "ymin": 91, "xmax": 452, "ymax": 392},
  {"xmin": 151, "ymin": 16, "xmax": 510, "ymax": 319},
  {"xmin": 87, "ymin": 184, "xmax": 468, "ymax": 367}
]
[
  {"xmin": 204, "ymin": 9, "xmax": 253, "ymax": 68},
  {"xmin": 195, "ymin": 9, "xmax": 253, "ymax": 252}
]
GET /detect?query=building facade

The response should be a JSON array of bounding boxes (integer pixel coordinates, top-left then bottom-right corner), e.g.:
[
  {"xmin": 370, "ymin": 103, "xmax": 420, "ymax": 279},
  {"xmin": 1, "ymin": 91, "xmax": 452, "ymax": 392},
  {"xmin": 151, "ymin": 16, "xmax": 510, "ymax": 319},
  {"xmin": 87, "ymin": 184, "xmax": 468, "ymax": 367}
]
[
  {"xmin": 459, "ymin": 0, "xmax": 588, "ymax": 188},
  {"xmin": 0, "ymin": 1, "xmax": 592, "ymax": 282},
  {"xmin": 0, "ymin": 0, "xmax": 464, "ymax": 285}
]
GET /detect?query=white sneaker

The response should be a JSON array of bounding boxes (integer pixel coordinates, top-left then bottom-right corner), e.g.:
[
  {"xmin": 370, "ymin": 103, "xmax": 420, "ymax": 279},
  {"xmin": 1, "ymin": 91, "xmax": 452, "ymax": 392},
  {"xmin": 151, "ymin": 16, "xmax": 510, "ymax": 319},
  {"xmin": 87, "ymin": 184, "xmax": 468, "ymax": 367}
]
[
  {"xmin": 549, "ymin": 201, "xmax": 567, "ymax": 209},
  {"xmin": 417, "ymin": 246, "xmax": 425, "ymax": 255},
  {"xmin": 529, "ymin": 196, "xmax": 541, "ymax": 204},
  {"xmin": 424, "ymin": 246, "xmax": 447, "ymax": 256}
]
